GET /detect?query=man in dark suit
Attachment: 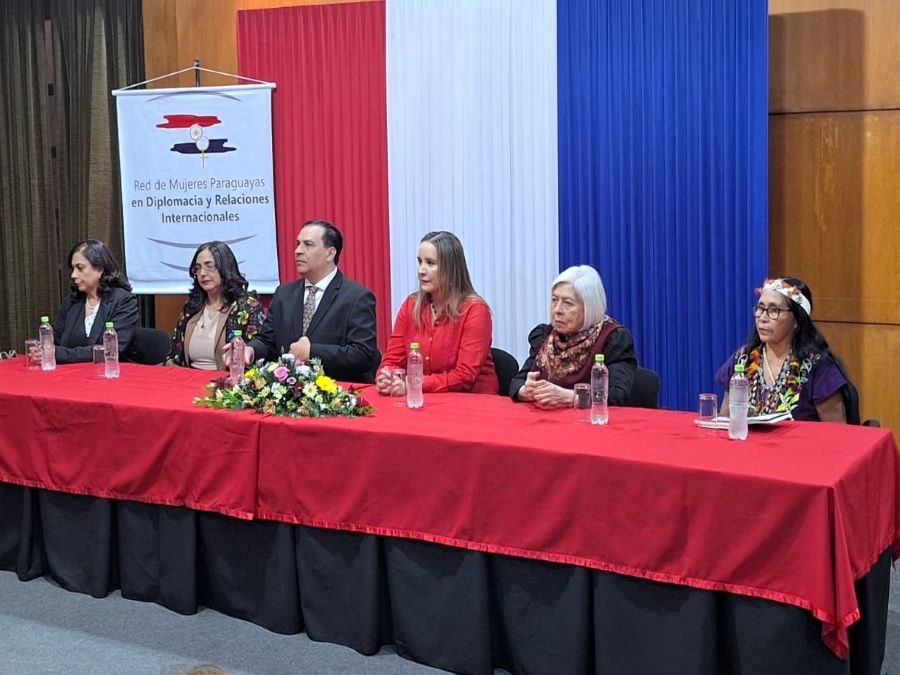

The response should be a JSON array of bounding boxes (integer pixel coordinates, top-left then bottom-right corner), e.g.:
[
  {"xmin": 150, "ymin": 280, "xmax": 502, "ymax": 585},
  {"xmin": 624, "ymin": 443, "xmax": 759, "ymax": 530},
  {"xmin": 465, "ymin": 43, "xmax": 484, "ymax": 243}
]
[{"xmin": 235, "ymin": 219, "xmax": 378, "ymax": 383}]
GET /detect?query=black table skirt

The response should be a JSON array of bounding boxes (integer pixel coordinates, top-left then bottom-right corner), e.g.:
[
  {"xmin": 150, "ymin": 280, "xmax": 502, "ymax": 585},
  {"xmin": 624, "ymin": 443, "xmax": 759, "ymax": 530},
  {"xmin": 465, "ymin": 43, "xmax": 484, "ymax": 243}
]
[{"xmin": 0, "ymin": 484, "xmax": 889, "ymax": 674}]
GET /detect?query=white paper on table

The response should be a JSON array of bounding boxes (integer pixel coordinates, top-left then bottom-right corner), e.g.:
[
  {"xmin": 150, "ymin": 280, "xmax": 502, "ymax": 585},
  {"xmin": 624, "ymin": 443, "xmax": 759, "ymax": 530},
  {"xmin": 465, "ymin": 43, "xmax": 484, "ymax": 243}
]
[{"xmin": 694, "ymin": 411, "xmax": 793, "ymax": 430}]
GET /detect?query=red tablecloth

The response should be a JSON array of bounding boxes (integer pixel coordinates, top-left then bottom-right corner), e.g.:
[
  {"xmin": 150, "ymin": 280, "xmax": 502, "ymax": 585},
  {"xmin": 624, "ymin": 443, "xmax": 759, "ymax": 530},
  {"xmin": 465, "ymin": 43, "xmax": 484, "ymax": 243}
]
[
  {"xmin": 0, "ymin": 361, "xmax": 260, "ymax": 519},
  {"xmin": 1, "ymin": 358, "xmax": 897, "ymax": 658}
]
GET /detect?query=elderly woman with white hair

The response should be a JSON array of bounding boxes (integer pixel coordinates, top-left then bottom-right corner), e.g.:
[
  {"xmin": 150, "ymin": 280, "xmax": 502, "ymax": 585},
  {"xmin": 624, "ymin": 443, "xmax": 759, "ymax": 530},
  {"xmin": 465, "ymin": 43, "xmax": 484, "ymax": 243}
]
[{"xmin": 510, "ymin": 265, "xmax": 637, "ymax": 407}]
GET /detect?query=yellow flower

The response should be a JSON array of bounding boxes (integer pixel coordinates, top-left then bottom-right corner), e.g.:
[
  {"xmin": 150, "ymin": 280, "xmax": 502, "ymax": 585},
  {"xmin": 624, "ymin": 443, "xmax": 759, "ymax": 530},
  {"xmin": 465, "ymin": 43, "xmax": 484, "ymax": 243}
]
[
  {"xmin": 316, "ymin": 374, "xmax": 338, "ymax": 395},
  {"xmin": 245, "ymin": 367, "xmax": 258, "ymax": 379}
]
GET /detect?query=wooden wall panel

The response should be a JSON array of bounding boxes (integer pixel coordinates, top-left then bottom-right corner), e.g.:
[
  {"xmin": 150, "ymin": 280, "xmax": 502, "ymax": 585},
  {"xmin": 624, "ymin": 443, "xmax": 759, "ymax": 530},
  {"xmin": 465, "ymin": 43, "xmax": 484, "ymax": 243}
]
[
  {"xmin": 770, "ymin": 1, "xmax": 900, "ymax": 436},
  {"xmin": 769, "ymin": 111, "xmax": 900, "ymax": 325},
  {"xmin": 141, "ymin": 0, "xmax": 180, "ymax": 80},
  {"xmin": 769, "ymin": 0, "xmax": 900, "ymax": 112},
  {"xmin": 141, "ymin": 0, "xmax": 378, "ymax": 333},
  {"xmin": 819, "ymin": 322, "xmax": 900, "ymax": 431}
]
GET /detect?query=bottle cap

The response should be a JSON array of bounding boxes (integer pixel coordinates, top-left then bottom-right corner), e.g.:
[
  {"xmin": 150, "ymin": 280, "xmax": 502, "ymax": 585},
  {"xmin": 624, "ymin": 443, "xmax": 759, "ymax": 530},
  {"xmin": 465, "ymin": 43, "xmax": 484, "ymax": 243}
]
[
  {"xmin": 40, "ymin": 315, "xmax": 49, "ymax": 323},
  {"xmin": 734, "ymin": 364, "xmax": 745, "ymax": 373},
  {"xmin": 105, "ymin": 321, "xmax": 114, "ymax": 329},
  {"xmin": 233, "ymin": 330, "xmax": 243, "ymax": 337},
  {"xmin": 595, "ymin": 353, "xmax": 605, "ymax": 363},
  {"xmin": 410, "ymin": 342, "xmax": 420, "ymax": 350}
]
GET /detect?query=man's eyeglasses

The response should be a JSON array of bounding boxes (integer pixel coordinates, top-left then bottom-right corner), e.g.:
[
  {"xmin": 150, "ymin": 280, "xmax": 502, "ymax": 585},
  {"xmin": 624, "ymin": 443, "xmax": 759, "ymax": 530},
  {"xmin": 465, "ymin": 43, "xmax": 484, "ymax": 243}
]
[
  {"xmin": 752, "ymin": 303, "xmax": 788, "ymax": 320},
  {"xmin": 191, "ymin": 263, "xmax": 218, "ymax": 276}
]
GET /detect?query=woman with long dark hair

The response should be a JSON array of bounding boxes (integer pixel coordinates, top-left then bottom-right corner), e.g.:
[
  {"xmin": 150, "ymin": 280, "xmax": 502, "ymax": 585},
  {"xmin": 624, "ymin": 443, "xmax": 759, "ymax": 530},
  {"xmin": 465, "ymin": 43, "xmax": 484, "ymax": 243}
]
[
  {"xmin": 50, "ymin": 239, "xmax": 139, "ymax": 363},
  {"xmin": 375, "ymin": 231, "xmax": 497, "ymax": 394},
  {"xmin": 716, "ymin": 277, "xmax": 848, "ymax": 422},
  {"xmin": 166, "ymin": 241, "xmax": 264, "ymax": 370}
]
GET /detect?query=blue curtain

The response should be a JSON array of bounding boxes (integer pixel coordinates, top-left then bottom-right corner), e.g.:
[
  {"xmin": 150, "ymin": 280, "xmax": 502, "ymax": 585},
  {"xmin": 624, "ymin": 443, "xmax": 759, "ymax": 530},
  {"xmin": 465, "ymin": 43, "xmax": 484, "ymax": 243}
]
[{"xmin": 557, "ymin": 0, "xmax": 768, "ymax": 411}]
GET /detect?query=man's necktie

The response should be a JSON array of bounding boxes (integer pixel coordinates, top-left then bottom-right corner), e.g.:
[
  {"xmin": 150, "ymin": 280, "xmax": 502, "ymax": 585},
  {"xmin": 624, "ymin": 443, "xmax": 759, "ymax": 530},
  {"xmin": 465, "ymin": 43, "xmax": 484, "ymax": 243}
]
[{"xmin": 302, "ymin": 285, "xmax": 319, "ymax": 336}]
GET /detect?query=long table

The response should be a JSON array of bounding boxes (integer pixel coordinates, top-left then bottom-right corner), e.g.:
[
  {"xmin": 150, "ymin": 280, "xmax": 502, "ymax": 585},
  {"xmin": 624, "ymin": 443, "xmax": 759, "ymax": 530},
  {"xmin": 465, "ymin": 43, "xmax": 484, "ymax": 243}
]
[{"xmin": 1, "ymin": 359, "xmax": 897, "ymax": 672}]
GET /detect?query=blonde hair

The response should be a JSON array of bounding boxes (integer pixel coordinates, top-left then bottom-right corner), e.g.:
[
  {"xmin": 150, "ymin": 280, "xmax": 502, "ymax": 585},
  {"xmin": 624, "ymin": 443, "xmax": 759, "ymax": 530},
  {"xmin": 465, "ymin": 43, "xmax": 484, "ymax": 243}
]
[{"xmin": 413, "ymin": 231, "xmax": 481, "ymax": 327}]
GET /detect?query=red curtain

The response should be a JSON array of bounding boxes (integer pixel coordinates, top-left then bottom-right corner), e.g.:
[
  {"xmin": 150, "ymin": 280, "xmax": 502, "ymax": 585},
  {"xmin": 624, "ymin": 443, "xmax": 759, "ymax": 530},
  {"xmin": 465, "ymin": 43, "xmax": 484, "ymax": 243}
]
[{"xmin": 237, "ymin": 1, "xmax": 391, "ymax": 348}]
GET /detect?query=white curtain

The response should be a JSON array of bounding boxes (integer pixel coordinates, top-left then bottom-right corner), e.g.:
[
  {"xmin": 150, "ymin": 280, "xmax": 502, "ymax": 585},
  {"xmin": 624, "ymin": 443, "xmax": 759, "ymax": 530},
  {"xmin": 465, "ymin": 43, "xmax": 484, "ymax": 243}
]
[{"xmin": 385, "ymin": 0, "xmax": 559, "ymax": 366}]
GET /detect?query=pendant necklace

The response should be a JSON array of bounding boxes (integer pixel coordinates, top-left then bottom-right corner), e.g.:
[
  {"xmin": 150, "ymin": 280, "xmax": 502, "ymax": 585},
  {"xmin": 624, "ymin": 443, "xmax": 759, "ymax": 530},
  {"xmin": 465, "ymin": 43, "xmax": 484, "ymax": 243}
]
[{"xmin": 200, "ymin": 304, "xmax": 221, "ymax": 330}]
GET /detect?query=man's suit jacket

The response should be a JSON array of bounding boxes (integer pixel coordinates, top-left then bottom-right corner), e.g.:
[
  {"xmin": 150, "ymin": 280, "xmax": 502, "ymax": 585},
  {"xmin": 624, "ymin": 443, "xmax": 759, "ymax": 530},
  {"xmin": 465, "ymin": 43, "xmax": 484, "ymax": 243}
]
[
  {"xmin": 248, "ymin": 270, "xmax": 378, "ymax": 383},
  {"xmin": 51, "ymin": 286, "xmax": 140, "ymax": 364}
]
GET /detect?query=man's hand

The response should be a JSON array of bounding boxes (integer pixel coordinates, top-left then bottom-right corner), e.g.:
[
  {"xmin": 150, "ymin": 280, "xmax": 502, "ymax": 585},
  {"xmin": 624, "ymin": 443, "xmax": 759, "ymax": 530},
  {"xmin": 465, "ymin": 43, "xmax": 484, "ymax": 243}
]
[{"xmin": 289, "ymin": 337, "xmax": 311, "ymax": 362}]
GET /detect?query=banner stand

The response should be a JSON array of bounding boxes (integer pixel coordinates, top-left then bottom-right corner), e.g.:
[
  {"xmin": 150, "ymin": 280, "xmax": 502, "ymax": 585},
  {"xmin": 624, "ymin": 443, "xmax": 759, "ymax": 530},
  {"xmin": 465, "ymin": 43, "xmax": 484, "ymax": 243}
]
[
  {"xmin": 115, "ymin": 62, "xmax": 272, "ymax": 92},
  {"xmin": 112, "ymin": 66, "xmax": 279, "ymax": 294}
]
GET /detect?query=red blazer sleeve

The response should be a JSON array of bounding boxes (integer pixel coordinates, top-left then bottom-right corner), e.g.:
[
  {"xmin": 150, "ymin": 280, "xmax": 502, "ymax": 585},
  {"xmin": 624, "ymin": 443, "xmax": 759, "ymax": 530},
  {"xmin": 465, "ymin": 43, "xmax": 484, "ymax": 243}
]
[
  {"xmin": 379, "ymin": 296, "xmax": 415, "ymax": 371},
  {"xmin": 424, "ymin": 301, "xmax": 493, "ymax": 393}
]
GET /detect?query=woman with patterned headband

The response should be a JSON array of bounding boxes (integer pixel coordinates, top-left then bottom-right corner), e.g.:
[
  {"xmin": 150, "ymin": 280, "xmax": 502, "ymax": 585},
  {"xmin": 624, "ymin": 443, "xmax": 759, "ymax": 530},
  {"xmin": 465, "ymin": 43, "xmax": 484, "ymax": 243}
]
[{"xmin": 715, "ymin": 277, "xmax": 848, "ymax": 422}]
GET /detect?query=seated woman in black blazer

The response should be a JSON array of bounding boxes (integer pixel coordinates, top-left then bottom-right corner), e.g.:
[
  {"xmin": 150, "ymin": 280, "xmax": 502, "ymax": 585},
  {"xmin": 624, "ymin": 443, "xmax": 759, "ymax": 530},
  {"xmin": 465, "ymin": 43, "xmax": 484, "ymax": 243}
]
[{"xmin": 50, "ymin": 239, "xmax": 139, "ymax": 363}]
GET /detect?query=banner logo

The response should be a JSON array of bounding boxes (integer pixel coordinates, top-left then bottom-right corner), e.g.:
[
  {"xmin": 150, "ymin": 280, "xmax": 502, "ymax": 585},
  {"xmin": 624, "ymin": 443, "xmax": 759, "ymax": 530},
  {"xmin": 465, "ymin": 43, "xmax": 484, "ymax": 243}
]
[{"xmin": 157, "ymin": 114, "xmax": 236, "ymax": 161}]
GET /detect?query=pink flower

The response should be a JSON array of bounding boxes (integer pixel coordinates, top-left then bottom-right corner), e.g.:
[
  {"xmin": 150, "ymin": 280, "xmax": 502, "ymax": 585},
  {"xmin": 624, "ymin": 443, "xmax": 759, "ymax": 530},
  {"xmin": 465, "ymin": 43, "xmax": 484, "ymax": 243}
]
[{"xmin": 273, "ymin": 366, "xmax": 289, "ymax": 381}]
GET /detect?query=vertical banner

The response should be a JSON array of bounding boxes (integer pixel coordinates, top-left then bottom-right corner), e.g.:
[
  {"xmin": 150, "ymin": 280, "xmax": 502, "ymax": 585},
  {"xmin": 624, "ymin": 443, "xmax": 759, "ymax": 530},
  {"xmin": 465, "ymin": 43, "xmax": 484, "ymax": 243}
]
[{"xmin": 112, "ymin": 84, "xmax": 279, "ymax": 293}]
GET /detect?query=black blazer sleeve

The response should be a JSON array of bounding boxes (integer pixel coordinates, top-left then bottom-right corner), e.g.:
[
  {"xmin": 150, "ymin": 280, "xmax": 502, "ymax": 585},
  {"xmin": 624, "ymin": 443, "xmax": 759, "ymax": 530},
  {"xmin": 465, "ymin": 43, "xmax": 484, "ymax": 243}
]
[
  {"xmin": 509, "ymin": 323, "xmax": 551, "ymax": 400},
  {"xmin": 605, "ymin": 326, "xmax": 637, "ymax": 406},
  {"xmin": 308, "ymin": 284, "xmax": 377, "ymax": 383}
]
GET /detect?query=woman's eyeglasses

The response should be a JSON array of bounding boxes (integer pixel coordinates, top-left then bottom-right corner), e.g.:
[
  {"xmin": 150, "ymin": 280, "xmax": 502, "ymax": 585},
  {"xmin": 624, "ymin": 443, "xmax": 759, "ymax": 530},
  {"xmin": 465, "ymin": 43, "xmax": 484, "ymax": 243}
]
[
  {"xmin": 752, "ymin": 303, "xmax": 788, "ymax": 320},
  {"xmin": 191, "ymin": 263, "xmax": 218, "ymax": 276}
]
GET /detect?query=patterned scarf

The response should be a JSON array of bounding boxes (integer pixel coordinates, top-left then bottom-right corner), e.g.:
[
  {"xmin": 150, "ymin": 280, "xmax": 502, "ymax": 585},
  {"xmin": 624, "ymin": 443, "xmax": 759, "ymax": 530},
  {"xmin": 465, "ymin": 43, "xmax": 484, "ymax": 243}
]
[{"xmin": 533, "ymin": 319, "xmax": 614, "ymax": 386}]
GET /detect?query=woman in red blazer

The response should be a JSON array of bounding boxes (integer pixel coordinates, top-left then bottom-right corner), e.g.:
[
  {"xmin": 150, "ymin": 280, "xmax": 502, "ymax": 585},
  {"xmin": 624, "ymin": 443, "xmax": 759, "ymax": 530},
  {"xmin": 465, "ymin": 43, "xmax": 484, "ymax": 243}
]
[{"xmin": 376, "ymin": 231, "xmax": 497, "ymax": 395}]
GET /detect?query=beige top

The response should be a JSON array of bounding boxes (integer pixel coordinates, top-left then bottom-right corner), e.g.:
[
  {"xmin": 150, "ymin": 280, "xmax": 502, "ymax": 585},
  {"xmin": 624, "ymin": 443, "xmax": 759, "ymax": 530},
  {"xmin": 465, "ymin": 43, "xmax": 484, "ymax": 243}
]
[{"xmin": 186, "ymin": 307, "xmax": 225, "ymax": 370}]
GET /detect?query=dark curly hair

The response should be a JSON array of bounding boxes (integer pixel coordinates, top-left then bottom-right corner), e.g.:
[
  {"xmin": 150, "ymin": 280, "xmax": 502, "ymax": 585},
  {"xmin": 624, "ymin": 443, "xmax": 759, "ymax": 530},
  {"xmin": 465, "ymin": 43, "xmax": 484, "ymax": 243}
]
[
  {"xmin": 183, "ymin": 241, "xmax": 250, "ymax": 316},
  {"xmin": 67, "ymin": 240, "xmax": 132, "ymax": 300}
]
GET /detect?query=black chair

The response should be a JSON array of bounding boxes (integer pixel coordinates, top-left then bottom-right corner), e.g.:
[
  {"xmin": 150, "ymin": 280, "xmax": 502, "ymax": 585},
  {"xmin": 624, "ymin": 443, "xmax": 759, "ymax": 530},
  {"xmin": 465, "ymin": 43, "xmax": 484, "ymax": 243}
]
[
  {"xmin": 491, "ymin": 348, "xmax": 519, "ymax": 396},
  {"xmin": 132, "ymin": 327, "xmax": 171, "ymax": 366},
  {"xmin": 843, "ymin": 379, "xmax": 880, "ymax": 427},
  {"xmin": 627, "ymin": 367, "xmax": 660, "ymax": 409}
]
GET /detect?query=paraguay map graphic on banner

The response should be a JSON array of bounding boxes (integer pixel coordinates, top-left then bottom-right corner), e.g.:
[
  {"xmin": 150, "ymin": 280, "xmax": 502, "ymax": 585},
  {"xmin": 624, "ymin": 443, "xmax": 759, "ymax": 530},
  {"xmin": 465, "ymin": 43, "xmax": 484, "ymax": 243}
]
[{"xmin": 113, "ymin": 84, "xmax": 279, "ymax": 293}]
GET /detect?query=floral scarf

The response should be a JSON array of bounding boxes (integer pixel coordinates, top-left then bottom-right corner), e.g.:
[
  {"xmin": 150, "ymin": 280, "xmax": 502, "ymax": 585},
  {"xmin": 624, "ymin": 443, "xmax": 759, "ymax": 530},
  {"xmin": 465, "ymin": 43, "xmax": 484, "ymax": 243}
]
[
  {"xmin": 734, "ymin": 346, "xmax": 822, "ymax": 415},
  {"xmin": 533, "ymin": 318, "xmax": 619, "ymax": 387}
]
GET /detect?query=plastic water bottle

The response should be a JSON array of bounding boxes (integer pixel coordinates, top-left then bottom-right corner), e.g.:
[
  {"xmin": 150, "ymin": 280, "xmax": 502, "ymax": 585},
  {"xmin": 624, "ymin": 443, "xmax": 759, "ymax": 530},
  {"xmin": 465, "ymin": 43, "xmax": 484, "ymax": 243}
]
[
  {"xmin": 728, "ymin": 364, "xmax": 749, "ymax": 440},
  {"xmin": 590, "ymin": 353, "xmax": 609, "ymax": 425},
  {"xmin": 39, "ymin": 315, "xmax": 56, "ymax": 371},
  {"xmin": 229, "ymin": 330, "xmax": 245, "ymax": 385},
  {"xmin": 103, "ymin": 321, "xmax": 120, "ymax": 379},
  {"xmin": 406, "ymin": 342, "xmax": 424, "ymax": 409}
]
